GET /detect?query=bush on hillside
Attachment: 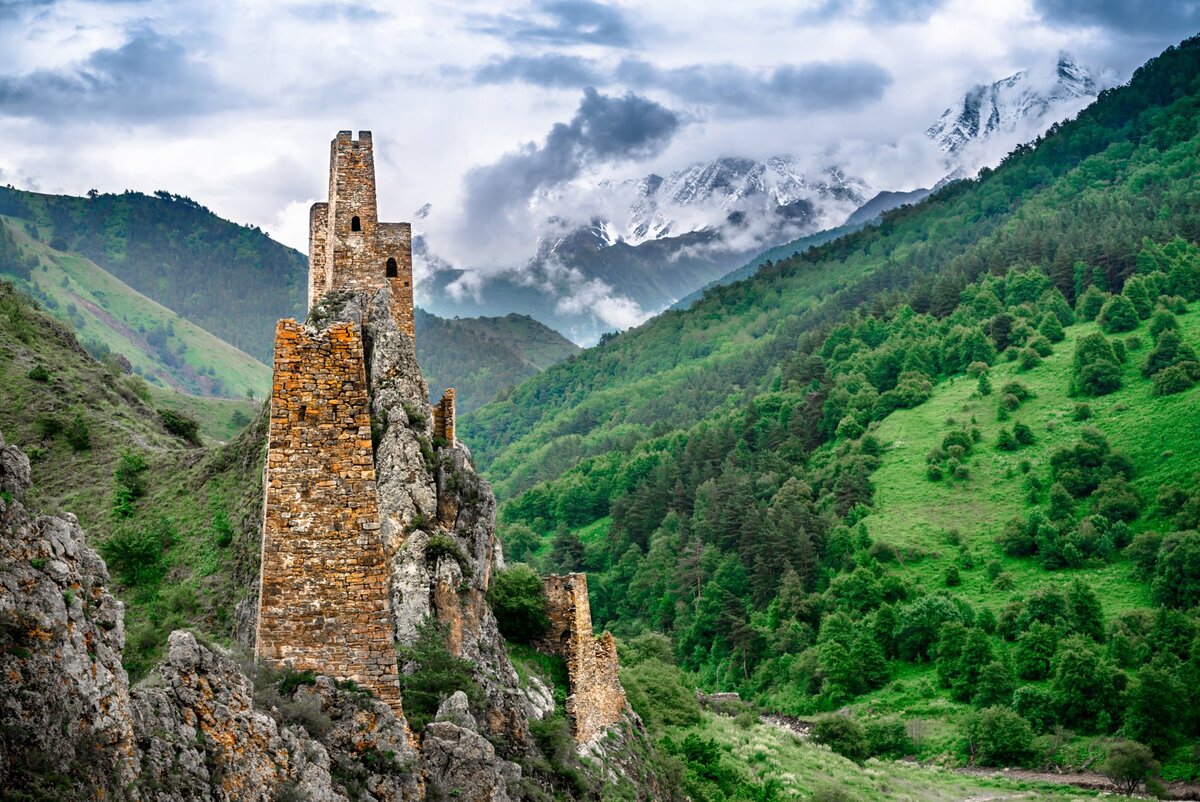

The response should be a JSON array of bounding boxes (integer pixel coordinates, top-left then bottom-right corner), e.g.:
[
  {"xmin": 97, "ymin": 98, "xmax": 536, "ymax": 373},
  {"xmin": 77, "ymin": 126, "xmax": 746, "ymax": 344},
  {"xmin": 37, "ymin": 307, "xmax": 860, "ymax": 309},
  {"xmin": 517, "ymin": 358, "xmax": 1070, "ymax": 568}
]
[
  {"xmin": 1071, "ymin": 333, "xmax": 1123, "ymax": 396},
  {"xmin": 158, "ymin": 408, "xmax": 201, "ymax": 445},
  {"xmin": 620, "ymin": 658, "xmax": 701, "ymax": 732},
  {"xmin": 396, "ymin": 619, "xmax": 482, "ymax": 732},
  {"xmin": 1102, "ymin": 740, "xmax": 1160, "ymax": 796},
  {"xmin": 487, "ymin": 563, "xmax": 549, "ymax": 644},
  {"xmin": 1098, "ymin": 295, "xmax": 1139, "ymax": 333},
  {"xmin": 99, "ymin": 516, "xmax": 175, "ymax": 588},
  {"xmin": 812, "ymin": 715, "xmax": 870, "ymax": 762},
  {"xmin": 962, "ymin": 706, "xmax": 1035, "ymax": 766}
]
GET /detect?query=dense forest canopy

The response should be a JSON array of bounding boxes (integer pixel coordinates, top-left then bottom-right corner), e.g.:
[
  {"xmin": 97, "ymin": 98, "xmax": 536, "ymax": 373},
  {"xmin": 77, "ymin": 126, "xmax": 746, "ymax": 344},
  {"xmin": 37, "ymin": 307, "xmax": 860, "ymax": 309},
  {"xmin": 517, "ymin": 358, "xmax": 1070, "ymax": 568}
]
[{"xmin": 467, "ymin": 35, "xmax": 1200, "ymax": 781}]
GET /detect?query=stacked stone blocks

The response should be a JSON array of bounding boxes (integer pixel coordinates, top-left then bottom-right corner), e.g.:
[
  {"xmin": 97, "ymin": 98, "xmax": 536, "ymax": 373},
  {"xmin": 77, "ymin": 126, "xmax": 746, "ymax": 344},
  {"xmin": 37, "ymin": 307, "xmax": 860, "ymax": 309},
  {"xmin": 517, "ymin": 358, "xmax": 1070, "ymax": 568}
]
[
  {"xmin": 308, "ymin": 131, "xmax": 415, "ymax": 337},
  {"xmin": 542, "ymin": 573, "xmax": 628, "ymax": 743},
  {"xmin": 433, "ymin": 388, "xmax": 456, "ymax": 444},
  {"xmin": 256, "ymin": 319, "xmax": 402, "ymax": 710}
]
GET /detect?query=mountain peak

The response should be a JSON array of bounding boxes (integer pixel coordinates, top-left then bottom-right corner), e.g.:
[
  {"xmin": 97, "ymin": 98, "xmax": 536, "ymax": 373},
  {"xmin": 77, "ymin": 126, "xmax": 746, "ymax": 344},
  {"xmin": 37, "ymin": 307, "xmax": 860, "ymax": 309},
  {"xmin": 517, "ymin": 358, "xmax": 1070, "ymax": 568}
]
[{"xmin": 926, "ymin": 53, "xmax": 1107, "ymax": 155}]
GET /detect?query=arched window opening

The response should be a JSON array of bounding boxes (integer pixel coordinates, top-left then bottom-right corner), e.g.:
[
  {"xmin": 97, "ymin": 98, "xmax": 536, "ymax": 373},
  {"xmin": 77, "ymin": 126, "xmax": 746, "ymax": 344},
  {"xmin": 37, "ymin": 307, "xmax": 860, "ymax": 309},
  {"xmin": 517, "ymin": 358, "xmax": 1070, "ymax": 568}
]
[
  {"xmin": 386, "ymin": 257, "xmax": 398, "ymax": 278},
  {"xmin": 351, "ymin": 216, "xmax": 361, "ymax": 232}
]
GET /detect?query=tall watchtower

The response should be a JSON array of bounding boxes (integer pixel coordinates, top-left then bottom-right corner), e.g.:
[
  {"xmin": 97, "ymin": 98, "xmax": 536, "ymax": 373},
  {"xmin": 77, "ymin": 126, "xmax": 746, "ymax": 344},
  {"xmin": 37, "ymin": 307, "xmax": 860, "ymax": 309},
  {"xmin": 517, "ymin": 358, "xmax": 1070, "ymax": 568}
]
[{"xmin": 308, "ymin": 130, "xmax": 415, "ymax": 336}]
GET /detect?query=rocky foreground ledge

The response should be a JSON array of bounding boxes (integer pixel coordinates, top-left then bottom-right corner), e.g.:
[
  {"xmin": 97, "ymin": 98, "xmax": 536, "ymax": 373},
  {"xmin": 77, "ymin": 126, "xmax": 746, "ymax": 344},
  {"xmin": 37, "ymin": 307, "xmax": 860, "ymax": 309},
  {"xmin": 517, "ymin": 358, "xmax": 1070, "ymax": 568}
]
[{"xmin": 0, "ymin": 432, "xmax": 521, "ymax": 802}]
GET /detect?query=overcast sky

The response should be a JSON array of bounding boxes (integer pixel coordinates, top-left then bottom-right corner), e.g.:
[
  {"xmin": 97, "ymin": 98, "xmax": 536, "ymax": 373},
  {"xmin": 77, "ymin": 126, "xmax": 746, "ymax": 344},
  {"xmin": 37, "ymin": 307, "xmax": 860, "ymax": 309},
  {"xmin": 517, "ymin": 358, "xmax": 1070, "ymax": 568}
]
[{"xmin": 0, "ymin": 0, "xmax": 1195, "ymax": 262}]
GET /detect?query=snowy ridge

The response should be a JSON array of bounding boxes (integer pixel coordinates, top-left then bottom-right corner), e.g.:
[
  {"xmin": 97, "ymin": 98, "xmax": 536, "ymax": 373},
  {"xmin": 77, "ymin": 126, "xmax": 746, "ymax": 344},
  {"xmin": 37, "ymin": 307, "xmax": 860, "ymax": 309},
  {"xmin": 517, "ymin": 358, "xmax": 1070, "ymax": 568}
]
[{"xmin": 927, "ymin": 53, "xmax": 1111, "ymax": 155}]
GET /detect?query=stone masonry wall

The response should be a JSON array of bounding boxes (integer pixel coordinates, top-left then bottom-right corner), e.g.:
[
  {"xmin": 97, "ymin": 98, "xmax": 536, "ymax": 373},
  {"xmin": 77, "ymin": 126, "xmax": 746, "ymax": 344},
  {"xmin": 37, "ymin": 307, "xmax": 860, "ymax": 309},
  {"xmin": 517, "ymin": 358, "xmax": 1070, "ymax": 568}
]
[
  {"xmin": 432, "ymin": 388, "xmax": 456, "ymax": 444},
  {"xmin": 309, "ymin": 130, "xmax": 414, "ymax": 336},
  {"xmin": 542, "ymin": 573, "xmax": 628, "ymax": 744},
  {"xmin": 256, "ymin": 318, "xmax": 402, "ymax": 711}
]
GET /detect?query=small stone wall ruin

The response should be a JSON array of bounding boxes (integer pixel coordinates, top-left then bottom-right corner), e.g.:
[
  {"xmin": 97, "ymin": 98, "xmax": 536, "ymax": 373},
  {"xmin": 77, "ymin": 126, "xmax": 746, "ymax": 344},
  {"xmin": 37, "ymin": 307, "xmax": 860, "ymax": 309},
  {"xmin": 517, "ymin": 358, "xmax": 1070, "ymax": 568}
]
[
  {"xmin": 432, "ymin": 388, "xmax": 456, "ymax": 444},
  {"xmin": 542, "ymin": 573, "xmax": 628, "ymax": 743}
]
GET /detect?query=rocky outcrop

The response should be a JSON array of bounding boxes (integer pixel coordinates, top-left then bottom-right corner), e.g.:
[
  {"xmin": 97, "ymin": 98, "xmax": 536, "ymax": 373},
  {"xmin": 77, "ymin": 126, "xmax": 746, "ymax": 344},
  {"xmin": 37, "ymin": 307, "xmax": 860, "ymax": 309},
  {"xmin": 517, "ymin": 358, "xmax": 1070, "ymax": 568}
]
[
  {"xmin": 317, "ymin": 289, "xmax": 532, "ymax": 752},
  {"xmin": 421, "ymin": 692, "xmax": 520, "ymax": 802},
  {"xmin": 0, "ymin": 434, "xmax": 426, "ymax": 802},
  {"xmin": 0, "ymin": 446, "xmax": 138, "ymax": 799},
  {"xmin": 132, "ymin": 631, "xmax": 421, "ymax": 802}
]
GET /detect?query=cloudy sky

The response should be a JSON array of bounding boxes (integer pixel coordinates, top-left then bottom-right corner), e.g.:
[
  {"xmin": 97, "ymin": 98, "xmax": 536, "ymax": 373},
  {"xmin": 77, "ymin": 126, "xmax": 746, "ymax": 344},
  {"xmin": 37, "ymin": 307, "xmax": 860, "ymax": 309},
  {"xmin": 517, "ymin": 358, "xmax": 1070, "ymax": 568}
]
[{"xmin": 0, "ymin": 0, "xmax": 1195, "ymax": 267}]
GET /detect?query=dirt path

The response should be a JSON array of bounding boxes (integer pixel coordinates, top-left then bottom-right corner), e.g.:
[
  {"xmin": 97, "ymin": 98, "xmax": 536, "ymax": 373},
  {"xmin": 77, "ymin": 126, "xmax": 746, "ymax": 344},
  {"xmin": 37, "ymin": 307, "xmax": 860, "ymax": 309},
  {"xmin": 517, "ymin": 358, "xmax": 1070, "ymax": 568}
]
[{"xmin": 761, "ymin": 713, "xmax": 1200, "ymax": 799}]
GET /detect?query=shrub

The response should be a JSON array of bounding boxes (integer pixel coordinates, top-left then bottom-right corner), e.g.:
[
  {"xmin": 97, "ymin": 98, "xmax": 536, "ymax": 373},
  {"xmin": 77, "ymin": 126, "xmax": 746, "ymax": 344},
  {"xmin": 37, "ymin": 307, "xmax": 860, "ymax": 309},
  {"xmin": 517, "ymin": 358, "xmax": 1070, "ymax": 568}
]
[
  {"xmin": 863, "ymin": 716, "xmax": 912, "ymax": 759},
  {"xmin": 812, "ymin": 715, "xmax": 870, "ymax": 762},
  {"xmin": 396, "ymin": 619, "xmax": 483, "ymax": 732},
  {"xmin": 1076, "ymin": 286, "xmax": 1107, "ymax": 320},
  {"xmin": 1072, "ymin": 403, "xmax": 1092, "ymax": 421},
  {"xmin": 1072, "ymin": 333, "xmax": 1123, "ymax": 396},
  {"xmin": 487, "ymin": 564, "xmax": 549, "ymax": 644},
  {"xmin": 944, "ymin": 565, "xmax": 961, "ymax": 587},
  {"xmin": 424, "ymin": 534, "xmax": 471, "ymax": 576},
  {"xmin": 963, "ymin": 706, "xmax": 1035, "ymax": 766},
  {"xmin": 621, "ymin": 658, "xmax": 701, "ymax": 732},
  {"xmin": 64, "ymin": 413, "xmax": 91, "ymax": 451},
  {"xmin": 1098, "ymin": 295, "xmax": 1139, "ymax": 333},
  {"xmin": 1039, "ymin": 313, "xmax": 1065, "ymax": 343},
  {"xmin": 1153, "ymin": 361, "xmax": 1200, "ymax": 395},
  {"xmin": 26, "ymin": 365, "xmax": 49, "ymax": 382},
  {"xmin": 99, "ymin": 517, "xmax": 175, "ymax": 588},
  {"xmin": 112, "ymin": 451, "xmax": 148, "ymax": 518},
  {"xmin": 1012, "ymin": 686, "xmax": 1057, "ymax": 732},
  {"xmin": 1028, "ymin": 335, "xmax": 1053, "ymax": 357},
  {"xmin": 35, "ymin": 414, "xmax": 63, "ymax": 440},
  {"xmin": 1012, "ymin": 423, "xmax": 1035, "ymax": 446},
  {"xmin": 159, "ymin": 409, "xmax": 201, "ymax": 445},
  {"xmin": 1103, "ymin": 741, "xmax": 1160, "ymax": 796},
  {"xmin": 1151, "ymin": 530, "xmax": 1200, "ymax": 609},
  {"xmin": 1018, "ymin": 347, "xmax": 1042, "ymax": 371}
]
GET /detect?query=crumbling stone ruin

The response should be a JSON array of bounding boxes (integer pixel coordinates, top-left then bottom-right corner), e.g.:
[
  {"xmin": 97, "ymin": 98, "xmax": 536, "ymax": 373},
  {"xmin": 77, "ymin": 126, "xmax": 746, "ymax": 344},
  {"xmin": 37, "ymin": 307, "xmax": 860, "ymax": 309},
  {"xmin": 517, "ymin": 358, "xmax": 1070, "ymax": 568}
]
[
  {"xmin": 541, "ymin": 574, "xmax": 628, "ymax": 744},
  {"xmin": 432, "ymin": 388, "xmax": 456, "ymax": 444}
]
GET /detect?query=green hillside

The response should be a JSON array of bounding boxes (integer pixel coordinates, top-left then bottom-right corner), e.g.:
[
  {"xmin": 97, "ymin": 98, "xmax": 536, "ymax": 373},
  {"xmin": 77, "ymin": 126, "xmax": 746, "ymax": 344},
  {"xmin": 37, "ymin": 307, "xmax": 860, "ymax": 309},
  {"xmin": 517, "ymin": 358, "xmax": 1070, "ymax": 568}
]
[
  {"xmin": 0, "ymin": 217, "xmax": 270, "ymax": 398},
  {"xmin": 0, "ymin": 186, "xmax": 306, "ymax": 364},
  {"xmin": 0, "ymin": 279, "xmax": 265, "ymax": 676},
  {"xmin": 415, "ymin": 308, "xmax": 580, "ymax": 414},
  {"xmin": 465, "ymin": 35, "xmax": 1200, "ymax": 782}
]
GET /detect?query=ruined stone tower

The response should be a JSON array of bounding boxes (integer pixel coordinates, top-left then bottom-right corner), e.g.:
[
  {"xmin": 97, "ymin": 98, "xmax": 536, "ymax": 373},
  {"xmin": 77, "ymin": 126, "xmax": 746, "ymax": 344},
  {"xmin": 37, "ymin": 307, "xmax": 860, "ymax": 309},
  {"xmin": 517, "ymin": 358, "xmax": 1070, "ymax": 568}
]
[
  {"xmin": 542, "ymin": 574, "xmax": 628, "ymax": 743},
  {"xmin": 308, "ymin": 130, "xmax": 415, "ymax": 336},
  {"xmin": 256, "ymin": 131, "xmax": 439, "ymax": 712}
]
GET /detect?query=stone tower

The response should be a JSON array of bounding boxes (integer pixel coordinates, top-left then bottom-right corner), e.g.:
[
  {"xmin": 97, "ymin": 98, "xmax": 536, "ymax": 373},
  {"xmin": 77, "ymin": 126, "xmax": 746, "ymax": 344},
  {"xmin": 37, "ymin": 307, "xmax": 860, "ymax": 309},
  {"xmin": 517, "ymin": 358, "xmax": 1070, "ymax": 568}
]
[
  {"xmin": 256, "ymin": 130, "xmax": 433, "ymax": 713},
  {"xmin": 308, "ymin": 130, "xmax": 415, "ymax": 336}
]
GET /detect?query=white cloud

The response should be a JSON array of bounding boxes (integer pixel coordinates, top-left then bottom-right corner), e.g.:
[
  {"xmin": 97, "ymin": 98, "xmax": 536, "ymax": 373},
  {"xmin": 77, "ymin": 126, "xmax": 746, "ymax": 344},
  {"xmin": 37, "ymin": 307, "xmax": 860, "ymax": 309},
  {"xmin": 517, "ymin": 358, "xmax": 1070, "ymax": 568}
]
[{"xmin": 0, "ymin": 0, "xmax": 1188, "ymax": 270}]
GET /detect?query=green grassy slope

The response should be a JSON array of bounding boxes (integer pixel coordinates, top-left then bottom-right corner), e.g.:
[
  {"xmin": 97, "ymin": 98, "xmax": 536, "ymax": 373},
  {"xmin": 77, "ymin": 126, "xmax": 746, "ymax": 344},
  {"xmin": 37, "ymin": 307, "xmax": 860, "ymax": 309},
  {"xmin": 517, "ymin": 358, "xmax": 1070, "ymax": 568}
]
[
  {"xmin": 861, "ymin": 309, "xmax": 1200, "ymax": 619},
  {"xmin": 0, "ymin": 281, "xmax": 266, "ymax": 674},
  {"xmin": 1, "ymin": 217, "xmax": 270, "ymax": 398},
  {"xmin": 0, "ymin": 187, "xmax": 306, "ymax": 364}
]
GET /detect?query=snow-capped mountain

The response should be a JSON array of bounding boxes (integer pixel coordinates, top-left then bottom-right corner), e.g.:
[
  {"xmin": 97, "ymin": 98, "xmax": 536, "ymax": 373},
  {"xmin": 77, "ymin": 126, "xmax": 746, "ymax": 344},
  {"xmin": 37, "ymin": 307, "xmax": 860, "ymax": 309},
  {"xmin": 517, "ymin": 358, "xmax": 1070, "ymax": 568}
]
[
  {"xmin": 581, "ymin": 155, "xmax": 869, "ymax": 249},
  {"xmin": 927, "ymin": 54, "xmax": 1112, "ymax": 155},
  {"xmin": 417, "ymin": 53, "xmax": 1116, "ymax": 346}
]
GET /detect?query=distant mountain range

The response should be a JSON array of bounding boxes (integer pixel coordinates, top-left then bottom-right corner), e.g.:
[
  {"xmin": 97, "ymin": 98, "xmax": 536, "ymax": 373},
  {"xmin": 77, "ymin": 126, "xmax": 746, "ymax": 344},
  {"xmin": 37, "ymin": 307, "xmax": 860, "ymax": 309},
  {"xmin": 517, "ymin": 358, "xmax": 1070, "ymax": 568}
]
[{"xmin": 417, "ymin": 53, "xmax": 1112, "ymax": 344}]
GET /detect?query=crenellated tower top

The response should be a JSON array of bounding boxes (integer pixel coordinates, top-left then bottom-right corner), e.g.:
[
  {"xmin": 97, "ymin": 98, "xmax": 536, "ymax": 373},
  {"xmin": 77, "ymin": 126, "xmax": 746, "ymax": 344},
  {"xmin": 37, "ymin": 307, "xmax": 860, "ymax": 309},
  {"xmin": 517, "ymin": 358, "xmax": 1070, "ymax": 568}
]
[{"xmin": 308, "ymin": 130, "xmax": 414, "ymax": 336}]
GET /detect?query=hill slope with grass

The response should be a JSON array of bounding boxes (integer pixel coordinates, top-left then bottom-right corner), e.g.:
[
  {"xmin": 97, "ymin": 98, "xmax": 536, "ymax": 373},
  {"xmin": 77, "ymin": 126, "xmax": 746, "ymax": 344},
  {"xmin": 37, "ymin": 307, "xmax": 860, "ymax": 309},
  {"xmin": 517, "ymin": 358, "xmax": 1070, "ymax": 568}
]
[
  {"xmin": 0, "ymin": 279, "xmax": 267, "ymax": 676},
  {"xmin": 0, "ymin": 216, "xmax": 271, "ymax": 398},
  {"xmin": 414, "ymin": 308, "xmax": 580, "ymax": 414},
  {"xmin": 0, "ymin": 186, "xmax": 306, "ymax": 365},
  {"xmin": 466, "ymin": 35, "xmax": 1200, "ymax": 789}
]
